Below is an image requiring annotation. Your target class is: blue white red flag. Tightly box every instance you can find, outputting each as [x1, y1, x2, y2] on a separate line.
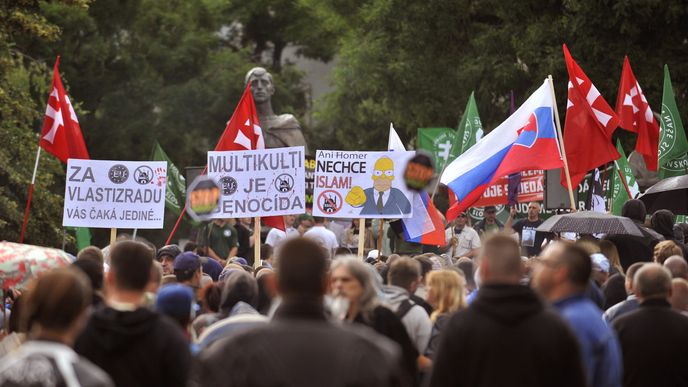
[441, 80, 563, 221]
[387, 125, 445, 245]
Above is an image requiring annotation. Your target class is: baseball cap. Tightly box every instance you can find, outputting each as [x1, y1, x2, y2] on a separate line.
[231, 257, 248, 266]
[157, 244, 182, 261]
[367, 249, 380, 260]
[590, 253, 610, 274]
[173, 252, 201, 272]
[156, 284, 194, 318]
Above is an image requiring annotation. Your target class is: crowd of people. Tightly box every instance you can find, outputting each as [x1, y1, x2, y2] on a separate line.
[1, 198, 688, 386]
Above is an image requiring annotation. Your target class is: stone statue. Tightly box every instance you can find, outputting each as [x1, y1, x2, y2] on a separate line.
[245, 67, 309, 154]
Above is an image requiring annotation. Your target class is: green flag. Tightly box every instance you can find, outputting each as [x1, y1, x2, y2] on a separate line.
[456, 91, 484, 154]
[67, 227, 91, 251]
[151, 141, 186, 215]
[659, 64, 688, 178]
[417, 128, 459, 173]
[610, 140, 639, 215]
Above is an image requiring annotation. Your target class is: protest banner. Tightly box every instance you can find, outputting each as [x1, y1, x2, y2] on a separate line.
[63, 159, 167, 229]
[313, 150, 415, 219]
[207, 146, 305, 218]
[474, 170, 545, 207]
[305, 155, 315, 210]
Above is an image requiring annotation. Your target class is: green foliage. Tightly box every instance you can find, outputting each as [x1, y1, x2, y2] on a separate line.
[317, 0, 688, 154]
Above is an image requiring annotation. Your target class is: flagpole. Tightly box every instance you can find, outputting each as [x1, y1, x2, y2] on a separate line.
[377, 219, 384, 253]
[357, 218, 365, 258]
[19, 146, 43, 243]
[547, 75, 577, 211]
[254, 217, 261, 268]
[110, 228, 117, 246]
[613, 160, 634, 199]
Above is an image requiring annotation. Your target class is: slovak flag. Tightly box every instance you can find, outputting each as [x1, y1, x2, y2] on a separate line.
[39, 57, 89, 163]
[215, 83, 284, 231]
[441, 80, 563, 221]
[387, 125, 445, 246]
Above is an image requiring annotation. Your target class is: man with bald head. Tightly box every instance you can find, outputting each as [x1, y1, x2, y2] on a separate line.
[429, 234, 585, 387]
[245, 67, 308, 153]
[604, 262, 645, 323]
[663, 255, 688, 279]
[613, 264, 688, 387]
[670, 278, 688, 315]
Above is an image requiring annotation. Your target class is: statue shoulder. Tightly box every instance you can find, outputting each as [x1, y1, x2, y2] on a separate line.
[275, 114, 301, 129]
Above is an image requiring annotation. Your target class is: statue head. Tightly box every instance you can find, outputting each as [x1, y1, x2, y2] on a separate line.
[245, 67, 275, 104]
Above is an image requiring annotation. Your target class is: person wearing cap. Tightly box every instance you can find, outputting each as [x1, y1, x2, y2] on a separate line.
[533, 242, 622, 387]
[174, 252, 203, 290]
[157, 245, 182, 276]
[472, 206, 504, 239]
[445, 213, 481, 261]
[156, 284, 195, 339]
[590, 253, 610, 287]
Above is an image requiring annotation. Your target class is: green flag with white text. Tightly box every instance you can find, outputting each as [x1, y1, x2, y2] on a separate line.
[151, 141, 186, 215]
[456, 91, 484, 155]
[417, 128, 459, 173]
[659, 65, 688, 178]
[610, 140, 639, 215]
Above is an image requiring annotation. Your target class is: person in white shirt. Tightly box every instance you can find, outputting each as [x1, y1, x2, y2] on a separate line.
[304, 216, 339, 256]
[265, 215, 299, 250]
[444, 213, 481, 260]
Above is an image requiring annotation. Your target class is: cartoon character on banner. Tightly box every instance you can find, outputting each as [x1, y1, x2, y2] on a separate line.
[345, 157, 411, 216]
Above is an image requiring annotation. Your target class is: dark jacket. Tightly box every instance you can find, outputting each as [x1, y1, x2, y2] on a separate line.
[353, 305, 419, 384]
[428, 284, 586, 387]
[191, 298, 405, 387]
[425, 313, 450, 359]
[605, 221, 662, 271]
[613, 298, 688, 387]
[74, 306, 191, 387]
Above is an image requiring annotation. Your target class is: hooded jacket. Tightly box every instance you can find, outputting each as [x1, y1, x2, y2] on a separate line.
[382, 285, 432, 353]
[428, 284, 586, 387]
[74, 306, 190, 387]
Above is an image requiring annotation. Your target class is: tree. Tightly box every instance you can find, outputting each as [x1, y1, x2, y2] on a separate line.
[316, 0, 688, 154]
[0, 0, 88, 246]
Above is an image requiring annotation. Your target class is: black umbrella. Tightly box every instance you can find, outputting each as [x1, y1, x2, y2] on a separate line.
[536, 211, 644, 237]
[639, 175, 688, 215]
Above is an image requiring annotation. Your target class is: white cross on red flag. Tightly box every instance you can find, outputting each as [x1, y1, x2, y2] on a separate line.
[39, 57, 89, 163]
[615, 56, 660, 171]
[215, 83, 284, 231]
[561, 44, 620, 188]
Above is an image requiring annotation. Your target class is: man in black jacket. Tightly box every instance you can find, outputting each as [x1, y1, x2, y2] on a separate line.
[605, 199, 663, 271]
[75, 241, 190, 387]
[428, 234, 585, 387]
[192, 237, 404, 387]
[613, 263, 688, 387]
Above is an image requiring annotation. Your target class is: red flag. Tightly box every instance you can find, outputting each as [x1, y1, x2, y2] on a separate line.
[561, 44, 620, 188]
[615, 56, 660, 171]
[39, 57, 89, 163]
[215, 84, 284, 231]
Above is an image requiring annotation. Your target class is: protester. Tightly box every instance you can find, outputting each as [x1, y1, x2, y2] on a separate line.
[342, 218, 374, 253]
[193, 238, 403, 387]
[664, 255, 688, 279]
[0, 269, 114, 387]
[381, 257, 432, 354]
[200, 218, 238, 265]
[77, 245, 105, 266]
[669, 278, 688, 314]
[155, 284, 195, 339]
[472, 206, 504, 239]
[74, 241, 190, 387]
[424, 270, 467, 359]
[260, 243, 275, 268]
[174, 252, 203, 291]
[265, 215, 298, 250]
[194, 270, 267, 349]
[295, 214, 314, 235]
[234, 218, 253, 262]
[428, 234, 585, 387]
[330, 257, 418, 382]
[304, 216, 339, 256]
[604, 262, 645, 323]
[197, 282, 222, 315]
[599, 239, 624, 275]
[156, 244, 182, 275]
[255, 268, 277, 315]
[613, 263, 688, 387]
[412, 255, 435, 315]
[533, 243, 623, 387]
[71, 258, 105, 307]
[506, 202, 552, 256]
[602, 273, 628, 310]
[445, 213, 481, 259]
[604, 199, 662, 271]
[653, 240, 683, 264]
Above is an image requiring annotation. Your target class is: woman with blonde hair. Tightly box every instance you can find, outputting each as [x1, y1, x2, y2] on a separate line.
[654, 240, 683, 264]
[424, 269, 467, 359]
